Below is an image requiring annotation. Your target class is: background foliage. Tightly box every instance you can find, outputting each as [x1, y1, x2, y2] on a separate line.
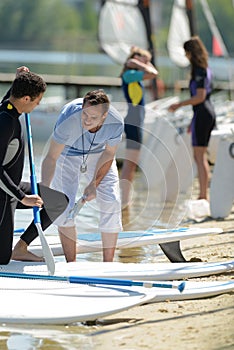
[0, 0, 233, 55]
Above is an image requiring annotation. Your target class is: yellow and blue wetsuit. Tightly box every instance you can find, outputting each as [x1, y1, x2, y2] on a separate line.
[122, 69, 145, 150]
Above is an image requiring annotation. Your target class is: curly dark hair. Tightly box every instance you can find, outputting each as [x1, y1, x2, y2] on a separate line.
[11, 71, 47, 100]
[83, 89, 110, 114]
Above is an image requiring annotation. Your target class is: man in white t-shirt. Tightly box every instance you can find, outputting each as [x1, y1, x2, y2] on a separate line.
[41, 89, 124, 262]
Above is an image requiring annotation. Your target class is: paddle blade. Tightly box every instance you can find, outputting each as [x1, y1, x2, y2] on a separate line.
[65, 196, 85, 223]
[36, 223, 55, 275]
[178, 282, 186, 293]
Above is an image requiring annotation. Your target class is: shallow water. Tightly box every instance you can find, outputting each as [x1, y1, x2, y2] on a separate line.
[1, 142, 193, 349]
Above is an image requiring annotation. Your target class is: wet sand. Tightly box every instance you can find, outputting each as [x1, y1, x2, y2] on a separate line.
[88, 181, 234, 350]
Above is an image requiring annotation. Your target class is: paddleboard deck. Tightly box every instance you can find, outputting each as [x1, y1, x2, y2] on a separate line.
[0, 285, 154, 325]
[0, 276, 233, 303]
[13, 227, 223, 256]
[2, 259, 233, 281]
[146, 280, 234, 302]
[210, 137, 234, 218]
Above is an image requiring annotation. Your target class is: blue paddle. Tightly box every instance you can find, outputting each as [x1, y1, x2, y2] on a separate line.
[25, 113, 55, 275]
[14, 228, 25, 234]
[0, 271, 185, 293]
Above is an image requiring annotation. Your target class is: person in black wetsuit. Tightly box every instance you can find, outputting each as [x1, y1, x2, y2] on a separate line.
[168, 36, 216, 201]
[0, 67, 68, 264]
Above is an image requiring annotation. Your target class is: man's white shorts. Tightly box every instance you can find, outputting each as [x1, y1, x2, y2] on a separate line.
[51, 152, 122, 232]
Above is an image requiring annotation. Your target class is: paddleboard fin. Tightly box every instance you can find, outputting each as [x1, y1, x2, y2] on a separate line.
[159, 241, 187, 262]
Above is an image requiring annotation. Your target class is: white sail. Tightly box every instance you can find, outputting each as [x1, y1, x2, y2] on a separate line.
[167, 0, 190, 67]
[98, 0, 148, 64]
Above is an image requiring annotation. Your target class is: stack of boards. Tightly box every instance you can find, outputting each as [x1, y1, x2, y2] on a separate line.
[2, 226, 233, 324]
[0, 258, 233, 325]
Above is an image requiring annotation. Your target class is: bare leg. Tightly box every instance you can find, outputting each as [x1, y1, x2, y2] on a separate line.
[11, 239, 44, 262]
[120, 149, 140, 208]
[193, 146, 210, 200]
[59, 226, 77, 262]
[101, 232, 118, 262]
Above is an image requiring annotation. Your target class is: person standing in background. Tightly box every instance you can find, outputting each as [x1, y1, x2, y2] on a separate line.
[168, 36, 216, 201]
[120, 46, 158, 208]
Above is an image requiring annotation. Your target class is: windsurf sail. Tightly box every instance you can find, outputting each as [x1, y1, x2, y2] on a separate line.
[98, 0, 158, 98]
[167, 0, 190, 67]
[98, 0, 148, 64]
[167, 0, 229, 65]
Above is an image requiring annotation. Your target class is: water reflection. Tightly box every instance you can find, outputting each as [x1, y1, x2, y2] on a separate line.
[1, 325, 95, 350]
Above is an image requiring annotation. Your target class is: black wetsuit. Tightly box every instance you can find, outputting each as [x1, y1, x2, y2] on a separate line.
[190, 67, 216, 146]
[0, 100, 68, 264]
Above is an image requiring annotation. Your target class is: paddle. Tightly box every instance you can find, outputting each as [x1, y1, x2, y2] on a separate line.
[25, 113, 55, 275]
[65, 196, 85, 224]
[0, 271, 186, 293]
[14, 228, 25, 234]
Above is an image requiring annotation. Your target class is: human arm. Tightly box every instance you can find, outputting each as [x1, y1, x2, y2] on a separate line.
[126, 58, 158, 80]
[0, 115, 43, 207]
[169, 67, 209, 112]
[41, 138, 65, 186]
[168, 88, 207, 112]
[83, 144, 118, 201]
[16, 66, 30, 76]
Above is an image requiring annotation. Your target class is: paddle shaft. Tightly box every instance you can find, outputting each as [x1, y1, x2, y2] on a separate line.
[25, 113, 55, 275]
[14, 228, 25, 234]
[0, 271, 185, 293]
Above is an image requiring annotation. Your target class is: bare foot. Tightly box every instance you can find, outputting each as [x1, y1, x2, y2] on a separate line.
[11, 239, 44, 262]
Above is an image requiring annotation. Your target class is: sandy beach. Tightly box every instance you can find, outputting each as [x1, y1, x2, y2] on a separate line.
[87, 179, 234, 350]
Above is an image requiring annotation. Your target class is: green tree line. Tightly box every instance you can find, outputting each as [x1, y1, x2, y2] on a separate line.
[0, 0, 98, 51]
[0, 0, 233, 55]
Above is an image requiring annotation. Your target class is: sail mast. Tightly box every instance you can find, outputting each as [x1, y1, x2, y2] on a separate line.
[185, 0, 197, 35]
[199, 0, 229, 57]
[138, 0, 158, 99]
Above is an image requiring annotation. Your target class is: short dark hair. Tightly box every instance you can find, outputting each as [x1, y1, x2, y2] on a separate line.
[83, 89, 110, 114]
[11, 71, 47, 100]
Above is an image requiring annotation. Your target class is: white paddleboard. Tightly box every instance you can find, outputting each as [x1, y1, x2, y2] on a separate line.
[13, 227, 223, 257]
[210, 136, 234, 218]
[163, 131, 195, 202]
[2, 259, 233, 281]
[0, 277, 233, 303]
[0, 284, 154, 325]
[147, 280, 234, 302]
[139, 116, 180, 190]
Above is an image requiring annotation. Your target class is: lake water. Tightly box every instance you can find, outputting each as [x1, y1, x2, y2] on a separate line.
[1, 50, 233, 91]
[0, 140, 194, 349]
